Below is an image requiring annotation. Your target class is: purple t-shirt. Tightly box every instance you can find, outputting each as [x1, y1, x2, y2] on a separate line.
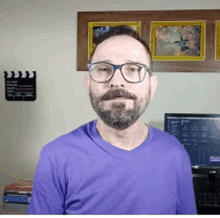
[27, 119, 197, 214]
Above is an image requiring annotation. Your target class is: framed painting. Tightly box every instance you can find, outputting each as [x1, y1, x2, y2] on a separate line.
[88, 21, 141, 60]
[150, 21, 206, 61]
[216, 21, 220, 61]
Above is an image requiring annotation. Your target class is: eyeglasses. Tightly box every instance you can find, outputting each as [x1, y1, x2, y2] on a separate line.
[87, 62, 151, 83]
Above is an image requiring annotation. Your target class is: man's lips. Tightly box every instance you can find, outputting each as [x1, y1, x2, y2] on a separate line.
[105, 97, 128, 100]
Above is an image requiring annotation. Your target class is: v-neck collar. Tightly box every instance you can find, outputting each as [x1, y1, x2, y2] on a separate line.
[87, 119, 153, 159]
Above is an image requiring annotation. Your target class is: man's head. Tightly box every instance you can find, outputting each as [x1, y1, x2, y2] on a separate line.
[85, 25, 158, 130]
[89, 25, 153, 73]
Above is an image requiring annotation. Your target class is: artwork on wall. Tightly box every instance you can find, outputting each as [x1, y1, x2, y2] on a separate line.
[88, 21, 141, 60]
[78, 10, 220, 72]
[216, 21, 220, 61]
[150, 21, 206, 61]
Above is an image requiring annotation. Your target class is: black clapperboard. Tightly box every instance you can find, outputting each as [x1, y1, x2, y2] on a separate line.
[4, 71, 36, 101]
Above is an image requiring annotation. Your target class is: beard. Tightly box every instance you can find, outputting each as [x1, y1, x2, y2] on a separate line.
[89, 86, 151, 130]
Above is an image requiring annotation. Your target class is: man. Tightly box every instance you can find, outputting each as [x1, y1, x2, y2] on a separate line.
[27, 25, 197, 214]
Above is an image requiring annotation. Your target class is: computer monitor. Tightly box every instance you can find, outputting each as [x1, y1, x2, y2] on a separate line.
[164, 113, 220, 175]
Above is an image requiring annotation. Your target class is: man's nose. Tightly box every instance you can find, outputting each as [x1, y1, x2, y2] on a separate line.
[109, 68, 126, 85]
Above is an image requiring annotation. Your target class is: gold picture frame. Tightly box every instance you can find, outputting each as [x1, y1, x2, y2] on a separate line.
[216, 21, 220, 61]
[150, 21, 206, 61]
[88, 21, 141, 60]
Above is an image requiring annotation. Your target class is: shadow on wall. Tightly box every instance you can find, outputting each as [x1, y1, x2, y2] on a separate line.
[148, 120, 164, 131]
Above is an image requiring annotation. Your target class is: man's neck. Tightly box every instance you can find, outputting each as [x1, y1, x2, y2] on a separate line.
[96, 119, 149, 151]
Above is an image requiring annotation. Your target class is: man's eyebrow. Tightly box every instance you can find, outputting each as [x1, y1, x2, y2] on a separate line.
[125, 60, 144, 64]
[95, 60, 145, 64]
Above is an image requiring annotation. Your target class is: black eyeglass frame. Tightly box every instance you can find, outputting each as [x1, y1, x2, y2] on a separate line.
[87, 62, 151, 83]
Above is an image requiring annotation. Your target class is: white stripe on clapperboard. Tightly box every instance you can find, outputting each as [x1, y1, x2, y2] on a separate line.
[6, 71, 13, 78]
[5, 71, 35, 78]
[21, 71, 35, 78]
[21, 71, 26, 78]
[14, 71, 19, 78]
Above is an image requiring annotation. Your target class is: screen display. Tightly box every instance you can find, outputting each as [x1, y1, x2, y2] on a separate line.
[164, 114, 220, 168]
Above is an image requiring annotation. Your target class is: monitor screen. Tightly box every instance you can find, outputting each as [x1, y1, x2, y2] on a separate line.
[164, 114, 220, 169]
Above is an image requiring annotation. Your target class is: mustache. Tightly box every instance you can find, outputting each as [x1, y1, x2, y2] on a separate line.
[101, 89, 137, 101]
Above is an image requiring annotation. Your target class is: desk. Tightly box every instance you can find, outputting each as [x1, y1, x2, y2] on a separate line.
[0, 191, 28, 214]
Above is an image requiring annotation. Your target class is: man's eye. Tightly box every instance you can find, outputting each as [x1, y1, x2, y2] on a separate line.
[130, 68, 137, 71]
[126, 67, 138, 72]
[98, 67, 111, 72]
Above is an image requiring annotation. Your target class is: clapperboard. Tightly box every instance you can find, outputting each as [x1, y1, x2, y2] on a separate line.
[4, 71, 36, 101]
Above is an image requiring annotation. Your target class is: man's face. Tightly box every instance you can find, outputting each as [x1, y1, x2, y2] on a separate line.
[85, 35, 157, 130]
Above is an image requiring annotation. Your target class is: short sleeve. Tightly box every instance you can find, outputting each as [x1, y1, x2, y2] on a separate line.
[27, 146, 65, 214]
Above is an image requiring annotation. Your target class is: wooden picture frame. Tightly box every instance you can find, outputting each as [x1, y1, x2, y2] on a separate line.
[216, 21, 220, 61]
[78, 10, 220, 72]
[151, 21, 206, 61]
[88, 21, 141, 60]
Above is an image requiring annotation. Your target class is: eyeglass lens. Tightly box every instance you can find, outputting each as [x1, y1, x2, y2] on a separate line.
[89, 63, 146, 82]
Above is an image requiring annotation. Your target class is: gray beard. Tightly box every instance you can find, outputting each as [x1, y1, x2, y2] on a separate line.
[89, 88, 151, 130]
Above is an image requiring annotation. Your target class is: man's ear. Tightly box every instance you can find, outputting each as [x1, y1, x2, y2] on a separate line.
[150, 75, 158, 101]
[84, 74, 90, 96]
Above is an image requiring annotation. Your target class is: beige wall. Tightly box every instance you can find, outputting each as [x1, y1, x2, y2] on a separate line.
[0, 0, 220, 192]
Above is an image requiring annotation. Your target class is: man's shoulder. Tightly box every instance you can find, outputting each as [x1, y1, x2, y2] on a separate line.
[150, 126, 178, 142]
[149, 126, 188, 155]
[42, 119, 96, 153]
